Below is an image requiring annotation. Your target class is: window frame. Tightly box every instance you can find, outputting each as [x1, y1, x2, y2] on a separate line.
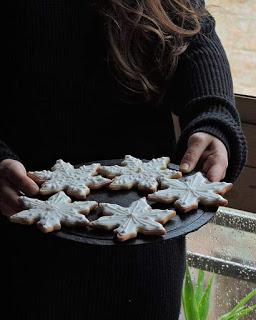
[174, 94, 256, 281]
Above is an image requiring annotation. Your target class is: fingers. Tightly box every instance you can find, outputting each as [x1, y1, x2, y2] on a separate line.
[180, 133, 210, 173]
[0, 201, 19, 217]
[203, 161, 226, 182]
[207, 165, 226, 182]
[198, 137, 228, 181]
[201, 137, 228, 182]
[179, 133, 229, 182]
[0, 159, 39, 196]
[202, 152, 228, 182]
[0, 178, 22, 216]
[0, 179, 20, 208]
[0, 159, 39, 217]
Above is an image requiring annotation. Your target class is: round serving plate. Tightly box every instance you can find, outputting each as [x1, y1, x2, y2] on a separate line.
[55, 159, 217, 246]
[1, 159, 217, 246]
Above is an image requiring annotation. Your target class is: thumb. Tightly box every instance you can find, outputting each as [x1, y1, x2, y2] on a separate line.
[2, 160, 39, 196]
[179, 133, 209, 173]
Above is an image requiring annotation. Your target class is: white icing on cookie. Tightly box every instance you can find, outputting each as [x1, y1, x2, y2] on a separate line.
[9, 191, 98, 233]
[99, 155, 182, 192]
[148, 172, 233, 212]
[90, 197, 176, 241]
[29, 159, 111, 199]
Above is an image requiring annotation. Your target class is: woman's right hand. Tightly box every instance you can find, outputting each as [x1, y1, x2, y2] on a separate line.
[0, 159, 39, 216]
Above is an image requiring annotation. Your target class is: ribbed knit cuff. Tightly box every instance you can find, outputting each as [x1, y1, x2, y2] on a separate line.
[174, 111, 247, 182]
[0, 141, 20, 164]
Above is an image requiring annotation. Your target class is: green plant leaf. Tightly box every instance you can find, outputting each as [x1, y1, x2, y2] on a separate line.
[219, 306, 249, 320]
[222, 305, 256, 320]
[182, 264, 200, 320]
[198, 273, 214, 320]
[234, 304, 256, 318]
[219, 288, 256, 320]
[195, 269, 205, 304]
[224, 288, 256, 317]
[182, 287, 189, 320]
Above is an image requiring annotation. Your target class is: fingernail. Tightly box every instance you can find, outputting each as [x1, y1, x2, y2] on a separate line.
[31, 183, 39, 193]
[180, 163, 190, 172]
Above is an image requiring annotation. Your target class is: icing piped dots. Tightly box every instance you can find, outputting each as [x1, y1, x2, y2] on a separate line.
[99, 155, 182, 192]
[29, 159, 111, 199]
[148, 172, 233, 212]
[9, 191, 98, 233]
[90, 197, 176, 241]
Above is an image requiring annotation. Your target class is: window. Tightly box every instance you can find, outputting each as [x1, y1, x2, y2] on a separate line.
[178, 3, 256, 318]
[207, 0, 256, 97]
[185, 207, 256, 319]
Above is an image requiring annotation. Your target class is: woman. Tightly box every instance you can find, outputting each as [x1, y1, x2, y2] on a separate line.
[1, 1, 247, 319]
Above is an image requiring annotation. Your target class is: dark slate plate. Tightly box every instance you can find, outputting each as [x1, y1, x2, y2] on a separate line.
[1, 159, 217, 246]
[54, 159, 217, 246]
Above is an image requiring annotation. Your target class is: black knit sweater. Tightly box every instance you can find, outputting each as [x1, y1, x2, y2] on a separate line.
[2, 1, 247, 182]
[1, 2, 248, 319]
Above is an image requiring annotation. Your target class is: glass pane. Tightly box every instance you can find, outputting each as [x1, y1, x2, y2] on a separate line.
[206, 0, 256, 97]
[181, 268, 256, 319]
[185, 208, 256, 319]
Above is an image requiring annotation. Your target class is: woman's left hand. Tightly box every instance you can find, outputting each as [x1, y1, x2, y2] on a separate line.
[179, 132, 228, 182]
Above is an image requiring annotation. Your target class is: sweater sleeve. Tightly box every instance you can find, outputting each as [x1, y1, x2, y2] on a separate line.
[0, 140, 20, 163]
[166, 5, 247, 182]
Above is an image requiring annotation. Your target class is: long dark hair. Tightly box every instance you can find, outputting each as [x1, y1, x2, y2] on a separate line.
[98, 0, 206, 103]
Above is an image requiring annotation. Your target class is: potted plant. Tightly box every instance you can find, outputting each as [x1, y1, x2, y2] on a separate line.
[182, 263, 256, 320]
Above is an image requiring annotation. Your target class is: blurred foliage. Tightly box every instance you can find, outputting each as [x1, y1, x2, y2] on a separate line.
[182, 264, 256, 320]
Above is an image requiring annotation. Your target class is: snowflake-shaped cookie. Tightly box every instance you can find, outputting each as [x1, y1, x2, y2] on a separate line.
[9, 191, 98, 233]
[90, 197, 176, 241]
[148, 172, 233, 212]
[29, 159, 111, 199]
[99, 155, 182, 192]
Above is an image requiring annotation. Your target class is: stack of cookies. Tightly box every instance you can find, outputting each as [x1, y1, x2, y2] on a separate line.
[8, 155, 232, 242]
